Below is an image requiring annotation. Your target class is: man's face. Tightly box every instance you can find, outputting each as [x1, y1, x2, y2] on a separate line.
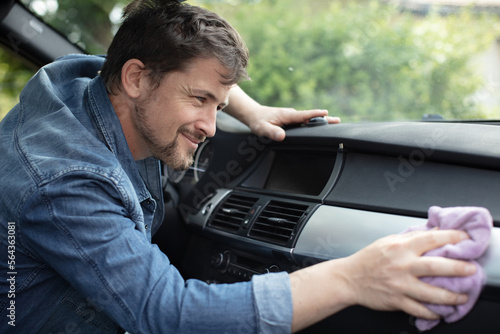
[132, 57, 231, 170]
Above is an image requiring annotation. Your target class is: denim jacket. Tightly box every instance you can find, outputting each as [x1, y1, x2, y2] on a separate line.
[0, 55, 292, 333]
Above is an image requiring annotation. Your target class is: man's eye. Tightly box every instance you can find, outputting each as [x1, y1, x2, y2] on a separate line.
[196, 97, 206, 103]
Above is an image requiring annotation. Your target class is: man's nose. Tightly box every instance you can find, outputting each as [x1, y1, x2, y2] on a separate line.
[196, 108, 217, 138]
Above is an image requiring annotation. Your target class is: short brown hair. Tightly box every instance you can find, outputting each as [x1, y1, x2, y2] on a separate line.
[100, 0, 249, 95]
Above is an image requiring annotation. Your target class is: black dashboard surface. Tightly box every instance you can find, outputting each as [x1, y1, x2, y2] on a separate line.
[156, 114, 500, 334]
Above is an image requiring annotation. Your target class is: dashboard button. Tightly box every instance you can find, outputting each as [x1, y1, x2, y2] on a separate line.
[201, 203, 212, 216]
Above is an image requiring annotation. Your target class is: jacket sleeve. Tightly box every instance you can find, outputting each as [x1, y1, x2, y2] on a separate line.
[20, 169, 293, 333]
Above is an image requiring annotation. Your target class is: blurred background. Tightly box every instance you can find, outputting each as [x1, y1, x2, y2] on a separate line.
[1, 0, 500, 122]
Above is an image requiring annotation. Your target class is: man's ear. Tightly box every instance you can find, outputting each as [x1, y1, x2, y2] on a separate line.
[121, 59, 147, 99]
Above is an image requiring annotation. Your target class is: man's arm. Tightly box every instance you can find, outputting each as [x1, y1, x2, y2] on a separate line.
[21, 171, 288, 333]
[224, 85, 341, 141]
[288, 229, 474, 332]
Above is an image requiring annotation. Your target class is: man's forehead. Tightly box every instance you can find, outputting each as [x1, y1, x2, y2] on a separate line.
[171, 57, 234, 100]
[185, 57, 234, 80]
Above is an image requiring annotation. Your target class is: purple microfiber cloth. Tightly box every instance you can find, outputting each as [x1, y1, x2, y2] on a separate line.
[404, 206, 493, 331]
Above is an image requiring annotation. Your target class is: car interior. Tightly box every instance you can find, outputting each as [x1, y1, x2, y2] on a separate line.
[1, 0, 500, 333]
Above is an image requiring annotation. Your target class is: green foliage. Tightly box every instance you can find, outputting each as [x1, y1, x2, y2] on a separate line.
[0, 50, 35, 120]
[200, 0, 500, 121]
[1, 0, 499, 122]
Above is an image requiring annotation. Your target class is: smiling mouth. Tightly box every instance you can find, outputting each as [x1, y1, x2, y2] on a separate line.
[180, 131, 205, 149]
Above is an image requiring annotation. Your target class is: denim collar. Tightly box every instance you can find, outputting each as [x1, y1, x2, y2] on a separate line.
[85, 75, 152, 203]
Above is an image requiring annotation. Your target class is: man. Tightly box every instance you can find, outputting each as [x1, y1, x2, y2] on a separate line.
[0, 1, 475, 333]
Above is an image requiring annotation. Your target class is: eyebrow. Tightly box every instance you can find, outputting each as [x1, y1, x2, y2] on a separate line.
[192, 88, 229, 109]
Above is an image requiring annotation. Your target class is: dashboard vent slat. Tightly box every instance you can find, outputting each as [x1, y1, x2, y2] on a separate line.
[209, 194, 258, 233]
[249, 201, 308, 245]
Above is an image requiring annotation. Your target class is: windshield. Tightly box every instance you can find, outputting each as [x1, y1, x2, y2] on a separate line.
[4, 0, 500, 122]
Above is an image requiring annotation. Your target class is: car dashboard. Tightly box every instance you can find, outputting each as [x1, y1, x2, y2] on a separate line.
[156, 113, 500, 334]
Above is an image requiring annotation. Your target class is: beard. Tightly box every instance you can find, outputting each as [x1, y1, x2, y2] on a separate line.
[149, 129, 194, 170]
[133, 101, 205, 171]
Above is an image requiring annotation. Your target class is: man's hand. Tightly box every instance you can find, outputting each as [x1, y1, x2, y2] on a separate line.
[224, 86, 340, 140]
[289, 229, 476, 332]
[244, 105, 341, 141]
[342, 230, 475, 319]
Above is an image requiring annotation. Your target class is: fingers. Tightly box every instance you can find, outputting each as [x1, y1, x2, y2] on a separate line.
[249, 107, 341, 141]
[397, 297, 441, 320]
[251, 108, 328, 141]
[394, 232, 474, 318]
[345, 231, 475, 316]
[273, 126, 286, 141]
[405, 229, 470, 255]
[273, 109, 339, 141]
[283, 109, 341, 126]
[405, 275, 469, 304]
[385, 284, 467, 320]
[246, 115, 283, 141]
[410, 256, 477, 278]
[324, 116, 341, 124]
[284, 108, 328, 123]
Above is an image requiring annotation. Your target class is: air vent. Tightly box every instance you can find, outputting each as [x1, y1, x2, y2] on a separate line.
[249, 201, 308, 245]
[209, 194, 259, 233]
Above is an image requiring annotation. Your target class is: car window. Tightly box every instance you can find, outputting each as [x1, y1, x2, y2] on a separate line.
[2, 0, 500, 122]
